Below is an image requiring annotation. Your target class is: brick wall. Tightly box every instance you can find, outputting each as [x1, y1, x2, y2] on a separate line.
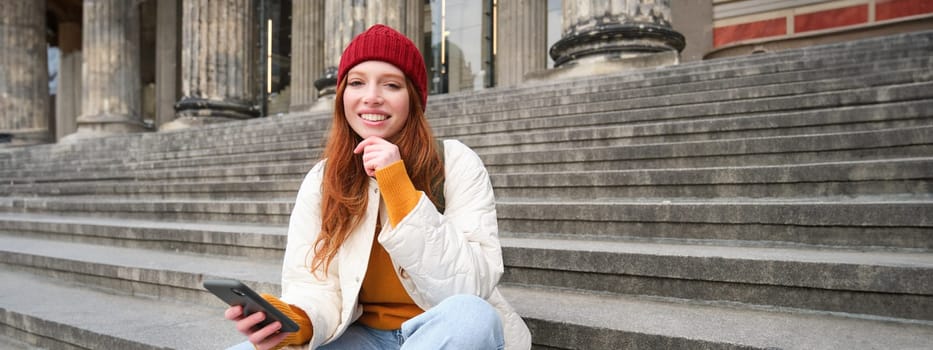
[713, 0, 933, 48]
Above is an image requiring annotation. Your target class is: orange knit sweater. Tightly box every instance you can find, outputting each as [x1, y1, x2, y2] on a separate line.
[263, 160, 422, 347]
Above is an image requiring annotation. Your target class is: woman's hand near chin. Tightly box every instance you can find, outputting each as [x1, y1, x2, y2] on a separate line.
[354, 136, 402, 177]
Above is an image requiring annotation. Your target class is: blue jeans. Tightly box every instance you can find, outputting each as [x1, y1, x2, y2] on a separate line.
[228, 294, 504, 350]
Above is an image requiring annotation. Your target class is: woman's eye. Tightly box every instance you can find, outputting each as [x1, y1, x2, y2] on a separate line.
[386, 83, 401, 89]
[348, 81, 364, 87]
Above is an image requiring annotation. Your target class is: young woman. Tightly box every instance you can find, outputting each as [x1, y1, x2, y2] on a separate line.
[224, 24, 532, 350]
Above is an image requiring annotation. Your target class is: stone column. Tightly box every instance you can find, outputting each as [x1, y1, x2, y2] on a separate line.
[68, 0, 145, 140]
[55, 21, 82, 141]
[311, 0, 411, 111]
[400, 0, 424, 52]
[289, 0, 325, 112]
[497, 0, 548, 87]
[155, 0, 181, 129]
[0, 1, 50, 145]
[544, 0, 685, 79]
[165, 0, 255, 130]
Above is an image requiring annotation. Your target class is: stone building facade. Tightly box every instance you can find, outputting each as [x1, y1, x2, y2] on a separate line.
[1, 0, 931, 146]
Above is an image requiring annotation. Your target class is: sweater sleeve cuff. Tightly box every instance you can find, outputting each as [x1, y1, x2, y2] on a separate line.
[375, 160, 421, 227]
[261, 294, 313, 348]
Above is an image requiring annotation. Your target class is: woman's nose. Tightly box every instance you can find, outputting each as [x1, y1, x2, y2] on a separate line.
[362, 87, 383, 105]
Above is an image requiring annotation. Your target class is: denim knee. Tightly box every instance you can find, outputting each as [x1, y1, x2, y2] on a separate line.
[401, 294, 504, 349]
[438, 294, 500, 328]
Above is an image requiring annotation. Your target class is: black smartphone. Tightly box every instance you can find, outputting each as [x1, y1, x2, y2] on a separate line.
[203, 279, 300, 333]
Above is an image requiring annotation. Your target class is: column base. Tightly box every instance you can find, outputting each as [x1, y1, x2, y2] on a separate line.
[159, 115, 243, 131]
[0, 130, 52, 147]
[174, 97, 257, 121]
[526, 50, 680, 82]
[309, 95, 336, 112]
[62, 114, 149, 142]
[550, 23, 685, 67]
[59, 127, 146, 143]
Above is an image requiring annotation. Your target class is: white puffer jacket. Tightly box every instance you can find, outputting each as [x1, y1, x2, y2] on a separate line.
[279, 139, 532, 350]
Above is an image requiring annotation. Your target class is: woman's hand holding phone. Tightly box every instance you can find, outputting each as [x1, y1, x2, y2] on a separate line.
[204, 279, 303, 349]
[224, 304, 289, 350]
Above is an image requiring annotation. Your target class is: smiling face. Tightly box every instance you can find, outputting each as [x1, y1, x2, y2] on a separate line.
[342, 61, 411, 140]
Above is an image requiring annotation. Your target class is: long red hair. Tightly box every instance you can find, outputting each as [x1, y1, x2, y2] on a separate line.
[310, 77, 443, 274]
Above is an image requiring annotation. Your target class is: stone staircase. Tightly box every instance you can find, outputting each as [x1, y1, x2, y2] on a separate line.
[1, 31, 932, 349]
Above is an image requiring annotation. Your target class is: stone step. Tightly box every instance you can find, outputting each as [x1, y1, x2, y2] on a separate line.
[428, 30, 933, 110]
[463, 100, 933, 154]
[497, 198, 933, 250]
[446, 79, 933, 153]
[491, 157, 933, 200]
[1, 235, 930, 349]
[12, 157, 933, 200]
[435, 65, 933, 137]
[11, 210, 928, 323]
[133, 130, 325, 165]
[499, 284, 933, 350]
[2, 179, 303, 199]
[0, 160, 312, 188]
[482, 125, 933, 172]
[0, 197, 294, 225]
[2, 196, 930, 249]
[0, 135, 322, 180]
[0, 334, 33, 350]
[20, 35, 924, 161]
[500, 237, 933, 322]
[54, 52, 912, 166]
[5, 94, 931, 183]
[8, 53, 932, 171]
[0, 243, 931, 349]
[4, 118, 930, 192]
[0, 213, 286, 259]
[8, 54, 931, 171]
[3, 216, 930, 323]
[0, 235, 282, 297]
[4, 124, 931, 195]
[430, 55, 933, 120]
[469, 104, 927, 154]
[5, 157, 926, 201]
[0, 269, 248, 350]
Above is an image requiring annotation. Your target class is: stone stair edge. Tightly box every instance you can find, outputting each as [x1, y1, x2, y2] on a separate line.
[3, 127, 930, 188]
[7, 40, 932, 163]
[427, 44, 933, 109]
[427, 30, 933, 105]
[0, 269, 246, 350]
[7, 60, 932, 170]
[1, 264, 925, 350]
[7, 83, 929, 178]
[4, 157, 928, 199]
[428, 55, 933, 117]
[3, 117, 921, 183]
[3, 30, 930, 159]
[426, 66, 933, 131]
[499, 284, 933, 350]
[13, 60, 927, 170]
[5, 50, 916, 169]
[479, 123, 933, 160]
[433, 80, 933, 132]
[2, 195, 930, 230]
[0, 234, 928, 327]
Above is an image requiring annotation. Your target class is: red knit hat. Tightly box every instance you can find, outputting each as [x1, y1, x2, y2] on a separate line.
[338, 24, 428, 110]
